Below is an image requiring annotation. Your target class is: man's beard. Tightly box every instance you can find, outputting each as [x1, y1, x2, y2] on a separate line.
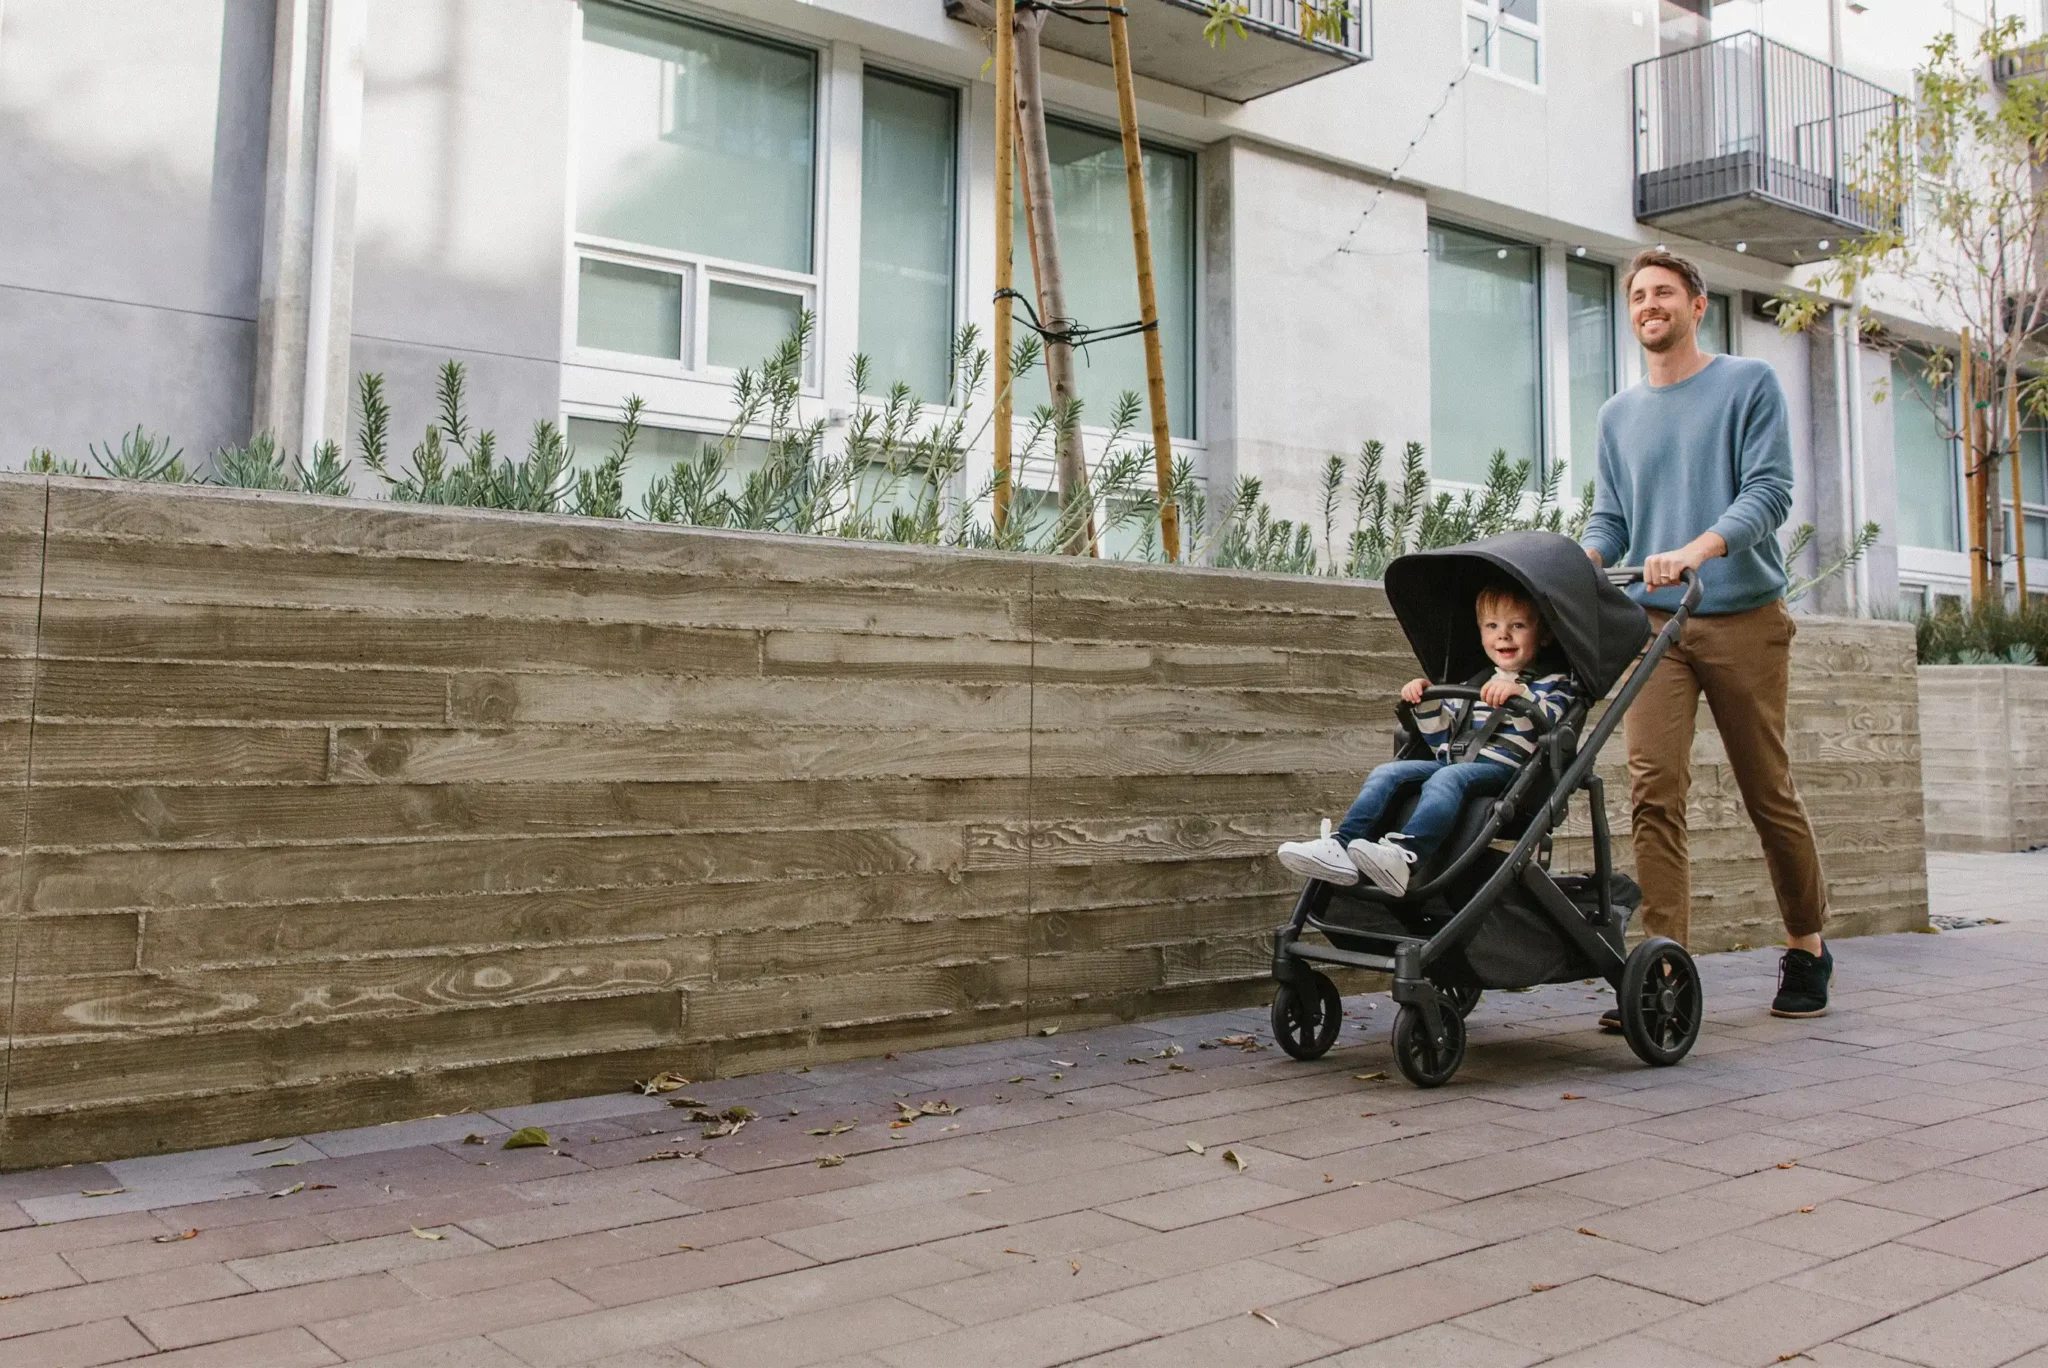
[1635, 311, 1688, 354]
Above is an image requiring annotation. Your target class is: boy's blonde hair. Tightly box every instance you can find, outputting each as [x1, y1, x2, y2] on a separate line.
[1475, 578, 1551, 642]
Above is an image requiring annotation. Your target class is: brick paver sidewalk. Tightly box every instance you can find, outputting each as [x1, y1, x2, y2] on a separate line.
[2, 854, 2046, 1368]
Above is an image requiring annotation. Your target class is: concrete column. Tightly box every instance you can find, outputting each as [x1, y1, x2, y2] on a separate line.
[1196, 140, 1239, 545]
[1540, 245, 1572, 495]
[252, 0, 364, 456]
[819, 40, 864, 410]
[1803, 318, 1896, 613]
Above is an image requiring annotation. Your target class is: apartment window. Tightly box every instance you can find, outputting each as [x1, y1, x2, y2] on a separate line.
[1011, 118, 1196, 438]
[1700, 292, 1732, 355]
[1566, 259, 1616, 474]
[2008, 427, 2048, 562]
[1466, 0, 1540, 85]
[1891, 355, 1960, 552]
[574, 4, 817, 373]
[1429, 223, 1543, 484]
[860, 73, 958, 402]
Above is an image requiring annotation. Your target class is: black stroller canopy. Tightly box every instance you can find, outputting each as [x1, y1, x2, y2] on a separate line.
[1384, 531, 1651, 697]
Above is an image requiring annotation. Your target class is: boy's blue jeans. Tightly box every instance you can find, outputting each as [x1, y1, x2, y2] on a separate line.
[1333, 759, 1515, 859]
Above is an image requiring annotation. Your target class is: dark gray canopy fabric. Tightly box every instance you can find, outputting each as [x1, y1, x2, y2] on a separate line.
[1383, 531, 1651, 697]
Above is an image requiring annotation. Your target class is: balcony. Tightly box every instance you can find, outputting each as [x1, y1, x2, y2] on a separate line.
[1632, 34, 1902, 266]
[943, 0, 1370, 103]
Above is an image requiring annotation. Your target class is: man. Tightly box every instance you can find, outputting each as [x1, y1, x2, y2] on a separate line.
[1582, 249, 1832, 1020]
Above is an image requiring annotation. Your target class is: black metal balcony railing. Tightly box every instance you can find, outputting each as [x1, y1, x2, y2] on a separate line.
[1225, 0, 1370, 58]
[943, 0, 1369, 103]
[1632, 33, 1903, 264]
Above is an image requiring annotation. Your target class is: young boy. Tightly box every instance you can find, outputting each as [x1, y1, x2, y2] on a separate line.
[1278, 579, 1577, 896]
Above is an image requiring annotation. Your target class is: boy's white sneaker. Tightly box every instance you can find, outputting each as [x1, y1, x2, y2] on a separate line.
[1277, 836, 1359, 886]
[1348, 839, 1417, 896]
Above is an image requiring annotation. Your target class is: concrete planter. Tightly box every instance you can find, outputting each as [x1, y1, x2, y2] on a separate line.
[1920, 665, 2048, 852]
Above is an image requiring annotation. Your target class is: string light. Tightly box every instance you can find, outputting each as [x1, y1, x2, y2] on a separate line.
[1337, 18, 1499, 256]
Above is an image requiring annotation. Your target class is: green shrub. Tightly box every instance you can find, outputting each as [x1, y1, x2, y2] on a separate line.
[211, 431, 351, 495]
[357, 363, 572, 513]
[1915, 596, 2048, 665]
[90, 427, 189, 483]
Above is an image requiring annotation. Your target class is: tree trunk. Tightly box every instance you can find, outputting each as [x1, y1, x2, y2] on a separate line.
[1012, 9, 1094, 556]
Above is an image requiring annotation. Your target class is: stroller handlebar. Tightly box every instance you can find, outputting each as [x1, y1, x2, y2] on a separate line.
[1603, 564, 1705, 614]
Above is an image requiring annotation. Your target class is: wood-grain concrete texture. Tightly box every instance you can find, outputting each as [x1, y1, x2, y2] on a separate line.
[0, 477, 1927, 1170]
[1919, 665, 2048, 853]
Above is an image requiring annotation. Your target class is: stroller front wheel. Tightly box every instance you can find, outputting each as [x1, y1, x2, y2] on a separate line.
[1392, 1001, 1466, 1088]
[1272, 973, 1343, 1061]
[1619, 937, 1703, 1066]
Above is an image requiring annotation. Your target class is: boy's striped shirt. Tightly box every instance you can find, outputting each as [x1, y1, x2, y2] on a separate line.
[1413, 671, 1577, 767]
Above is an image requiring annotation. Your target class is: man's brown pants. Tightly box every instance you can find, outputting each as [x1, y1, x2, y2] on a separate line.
[1623, 598, 1828, 946]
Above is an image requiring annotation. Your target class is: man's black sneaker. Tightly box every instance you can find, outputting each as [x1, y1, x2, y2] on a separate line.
[1598, 1008, 1623, 1033]
[1771, 944, 1832, 1018]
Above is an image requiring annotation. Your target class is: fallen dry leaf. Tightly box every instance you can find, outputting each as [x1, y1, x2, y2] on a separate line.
[269, 1183, 305, 1199]
[1776, 1161, 1798, 1170]
[1186, 1141, 1207, 1155]
[1154, 1044, 1184, 1059]
[1251, 1309, 1279, 1328]
[410, 1227, 444, 1241]
[1050, 1060, 1076, 1069]
[1323, 1174, 1334, 1184]
[1038, 1025, 1060, 1036]
[461, 1134, 489, 1145]
[665, 1096, 709, 1110]
[1221, 1149, 1248, 1173]
[1798, 1205, 1816, 1214]
[1353, 1072, 1388, 1082]
[1561, 1093, 1585, 1101]
[817, 1155, 845, 1168]
[676, 1244, 696, 1251]
[1530, 1282, 1558, 1291]
[152, 1229, 199, 1244]
[1575, 1227, 1605, 1239]
[79, 1188, 125, 1198]
[806, 1122, 857, 1137]
[1006, 1076, 1035, 1084]
[966, 1188, 991, 1195]
[1003, 1248, 1032, 1256]
[1168, 1062, 1191, 1072]
[638, 1150, 693, 1163]
[501, 1127, 550, 1150]
[251, 1141, 295, 1155]
[1070, 1259, 1081, 1276]
[700, 1118, 746, 1139]
[634, 1071, 691, 1096]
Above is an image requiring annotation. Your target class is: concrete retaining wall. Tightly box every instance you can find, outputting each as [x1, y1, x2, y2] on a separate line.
[1920, 665, 2048, 853]
[0, 477, 1928, 1169]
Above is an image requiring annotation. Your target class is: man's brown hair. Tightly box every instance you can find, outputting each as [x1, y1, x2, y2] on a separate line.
[1624, 248, 1705, 300]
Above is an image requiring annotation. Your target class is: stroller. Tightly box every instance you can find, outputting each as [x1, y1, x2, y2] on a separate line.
[1269, 530, 1707, 1087]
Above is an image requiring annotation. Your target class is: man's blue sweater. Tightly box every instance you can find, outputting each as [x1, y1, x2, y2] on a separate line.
[1581, 353, 1793, 616]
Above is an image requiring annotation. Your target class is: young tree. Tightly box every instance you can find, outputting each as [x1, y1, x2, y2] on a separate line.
[1777, 18, 2048, 602]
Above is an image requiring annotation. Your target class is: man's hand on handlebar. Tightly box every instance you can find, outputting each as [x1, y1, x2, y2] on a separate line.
[1400, 678, 1428, 705]
[1643, 531, 1727, 589]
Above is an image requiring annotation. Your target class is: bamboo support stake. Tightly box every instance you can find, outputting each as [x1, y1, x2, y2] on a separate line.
[1963, 336, 1985, 603]
[2014, 381, 2030, 601]
[1013, 10, 1094, 556]
[992, 0, 1015, 535]
[1107, 5, 1180, 563]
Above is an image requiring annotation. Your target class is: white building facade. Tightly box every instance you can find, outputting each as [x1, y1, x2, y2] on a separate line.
[0, 0, 2036, 610]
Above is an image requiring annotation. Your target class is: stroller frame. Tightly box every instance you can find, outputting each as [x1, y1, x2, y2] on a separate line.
[1271, 565, 1706, 1084]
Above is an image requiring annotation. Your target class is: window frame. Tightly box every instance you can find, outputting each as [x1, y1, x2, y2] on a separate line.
[1007, 109, 1203, 450]
[1426, 216, 1550, 489]
[856, 64, 967, 405]
[1464, 0, 1542, 89]
[567, 2, 826, 389]
[2006, 424, 2048, 569]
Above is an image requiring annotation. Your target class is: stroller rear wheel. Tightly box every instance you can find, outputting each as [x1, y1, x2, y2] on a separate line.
[1392, 1001, 1466, 1088]
[1272, 973, 1343, 1061]
[1619, 937, 1702, 1066]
